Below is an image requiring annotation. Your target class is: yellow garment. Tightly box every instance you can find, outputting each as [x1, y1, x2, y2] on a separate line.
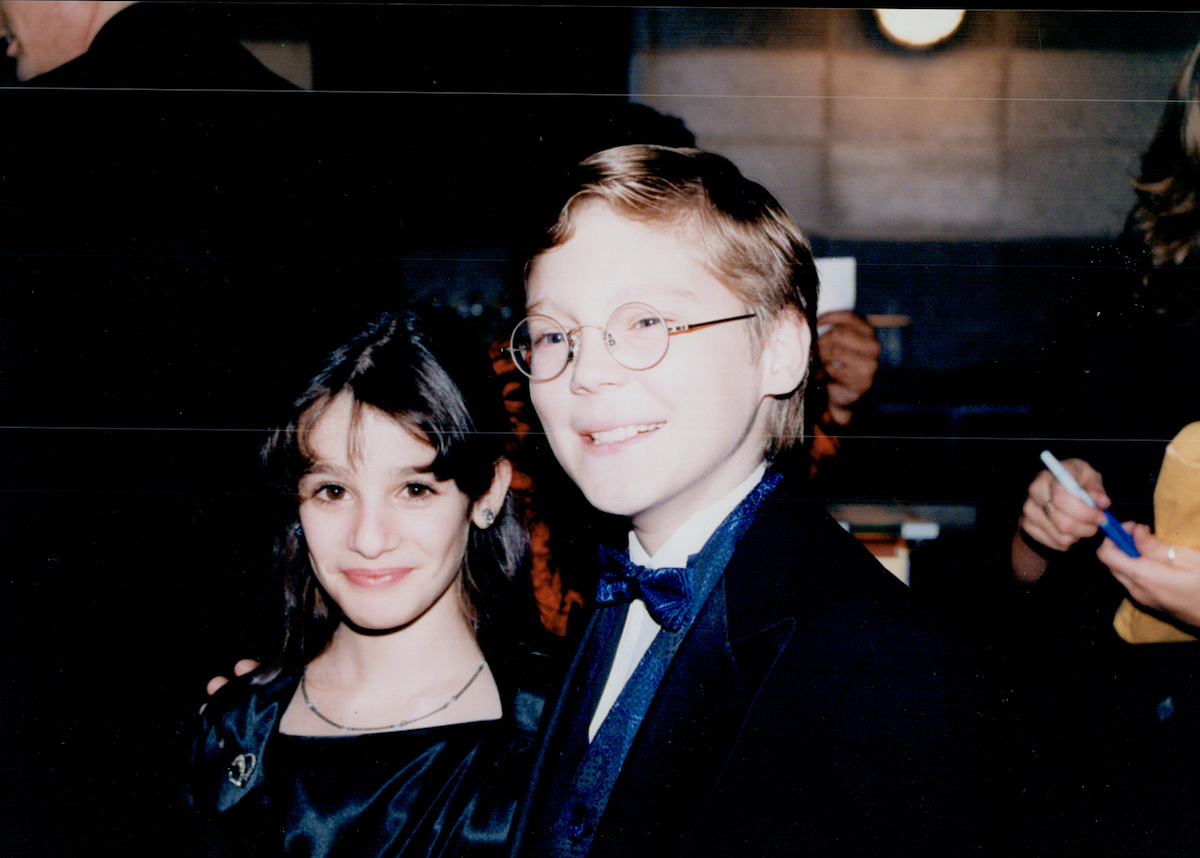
[1113, 422, 1200, 643]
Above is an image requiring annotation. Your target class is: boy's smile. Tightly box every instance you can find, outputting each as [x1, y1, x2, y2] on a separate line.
[525, 202, 798, 553]
[585, 421, 664, 446]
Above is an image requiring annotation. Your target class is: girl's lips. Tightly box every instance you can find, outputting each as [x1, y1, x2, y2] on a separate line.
[342, 567, 413, 588]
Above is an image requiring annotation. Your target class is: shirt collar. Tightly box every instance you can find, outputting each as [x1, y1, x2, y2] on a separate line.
[628, 464, 767, 570]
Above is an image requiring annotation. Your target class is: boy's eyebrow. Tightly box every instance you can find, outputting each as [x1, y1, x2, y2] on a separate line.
[525, 294, 577, 316]
[646, 285, 701, 304]
[526, 285, 702, 317]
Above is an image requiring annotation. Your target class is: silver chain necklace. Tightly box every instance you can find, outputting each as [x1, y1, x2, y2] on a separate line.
[301, 659, 488, 733]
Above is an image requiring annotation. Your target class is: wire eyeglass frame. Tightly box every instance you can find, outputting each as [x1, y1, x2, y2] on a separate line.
[507, 301, 756, 381]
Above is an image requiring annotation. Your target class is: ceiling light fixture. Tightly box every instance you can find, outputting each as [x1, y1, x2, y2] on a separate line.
[874, 9, 966, 50]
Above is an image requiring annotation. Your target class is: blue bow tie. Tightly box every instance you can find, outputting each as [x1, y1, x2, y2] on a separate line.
[595, 544, 693, 632]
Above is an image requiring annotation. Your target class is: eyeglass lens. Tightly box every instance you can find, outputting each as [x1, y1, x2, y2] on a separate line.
[510, 302, 669, 380]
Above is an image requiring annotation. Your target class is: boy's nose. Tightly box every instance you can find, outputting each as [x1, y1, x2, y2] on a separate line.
[348, 502, 398, 558]
[568, 326, 628, 392]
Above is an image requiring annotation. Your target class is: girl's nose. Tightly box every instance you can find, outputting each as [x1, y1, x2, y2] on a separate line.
[348, 501, 396, 558]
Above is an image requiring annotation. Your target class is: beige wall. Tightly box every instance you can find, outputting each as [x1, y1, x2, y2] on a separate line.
[243, 40, 312, 90]
[630, 10, 1191, 241]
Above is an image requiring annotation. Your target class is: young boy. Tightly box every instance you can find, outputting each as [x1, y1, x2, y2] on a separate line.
[505, 145, 987, 858]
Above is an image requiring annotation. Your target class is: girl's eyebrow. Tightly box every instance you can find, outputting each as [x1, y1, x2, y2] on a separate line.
[391, 464, 438, 479]
[300, 462, 439, 480]
[301, 461, 348, 479]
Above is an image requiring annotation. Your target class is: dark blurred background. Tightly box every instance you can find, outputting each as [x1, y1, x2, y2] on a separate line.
[2, 6, 1199, 855]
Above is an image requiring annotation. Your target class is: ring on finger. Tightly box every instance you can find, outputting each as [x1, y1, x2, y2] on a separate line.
[1043, 500, 1054, 518]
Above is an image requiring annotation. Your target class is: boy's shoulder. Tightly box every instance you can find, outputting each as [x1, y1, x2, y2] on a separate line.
[729, 469, 901, 592]
[726, 471, 971, 668]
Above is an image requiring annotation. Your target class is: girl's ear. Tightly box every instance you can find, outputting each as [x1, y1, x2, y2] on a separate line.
[472, 458, 514, 528]
[759, 308, 811, 398]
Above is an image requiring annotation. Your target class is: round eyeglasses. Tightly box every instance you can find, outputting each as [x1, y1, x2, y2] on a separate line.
[507, 302, 756, 381]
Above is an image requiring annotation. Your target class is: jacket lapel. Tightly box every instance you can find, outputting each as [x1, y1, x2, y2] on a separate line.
[589, 524, 797, 857]
[508, 603, 628, 858]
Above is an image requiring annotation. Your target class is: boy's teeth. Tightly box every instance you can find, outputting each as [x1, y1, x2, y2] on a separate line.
[590, 423, 661, 445]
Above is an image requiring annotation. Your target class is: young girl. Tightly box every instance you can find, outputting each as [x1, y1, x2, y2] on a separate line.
[185, 310, 544, 857]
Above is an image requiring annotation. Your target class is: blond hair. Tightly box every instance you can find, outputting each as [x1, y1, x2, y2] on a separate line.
[1131, 41, 1200, 267]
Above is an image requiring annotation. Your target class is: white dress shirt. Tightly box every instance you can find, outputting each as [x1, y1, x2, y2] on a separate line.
[588, 464, 767, 741]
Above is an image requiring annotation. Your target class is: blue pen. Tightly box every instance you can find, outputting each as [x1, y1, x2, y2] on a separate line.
[1040, 450, 1140, 557]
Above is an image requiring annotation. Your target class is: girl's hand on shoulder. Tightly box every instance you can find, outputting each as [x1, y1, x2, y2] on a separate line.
[200, 659, 261, 713]
[1100, 524, 1200, 628]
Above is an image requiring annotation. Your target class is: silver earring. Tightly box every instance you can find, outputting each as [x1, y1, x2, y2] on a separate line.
[481, 509, 495, 527]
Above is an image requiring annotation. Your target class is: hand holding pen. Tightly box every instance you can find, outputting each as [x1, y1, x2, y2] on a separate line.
[1016, 454, 1115, 578]
[1039, 451, 1140, 557]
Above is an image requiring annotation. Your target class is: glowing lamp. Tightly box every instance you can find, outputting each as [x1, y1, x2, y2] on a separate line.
[874, 9, 966, 49]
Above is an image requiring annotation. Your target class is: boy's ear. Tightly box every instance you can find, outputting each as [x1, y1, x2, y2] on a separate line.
[759, 309, 811, 398]
[472, 458, 514, 529]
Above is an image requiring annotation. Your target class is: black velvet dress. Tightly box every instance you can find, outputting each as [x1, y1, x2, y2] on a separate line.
[184, 657, 546, 858]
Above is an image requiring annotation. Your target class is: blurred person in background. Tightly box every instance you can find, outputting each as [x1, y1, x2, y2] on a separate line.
[0, 0, 294, 87]
[1005, 39, 1200, 858]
